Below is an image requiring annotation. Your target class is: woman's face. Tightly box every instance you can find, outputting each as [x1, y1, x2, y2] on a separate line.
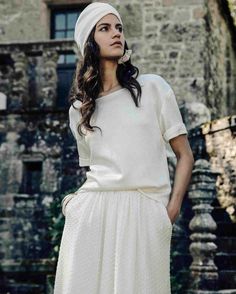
[94, 13, 125, 61]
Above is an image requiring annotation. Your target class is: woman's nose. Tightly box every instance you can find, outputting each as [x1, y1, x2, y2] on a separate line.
[111, 28, 121, 37]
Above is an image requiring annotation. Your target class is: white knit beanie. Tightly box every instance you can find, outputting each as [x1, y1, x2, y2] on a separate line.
[74, 2, 123, 57]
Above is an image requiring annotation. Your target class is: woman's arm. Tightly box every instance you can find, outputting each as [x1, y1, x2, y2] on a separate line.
[166, 134, 195, 224]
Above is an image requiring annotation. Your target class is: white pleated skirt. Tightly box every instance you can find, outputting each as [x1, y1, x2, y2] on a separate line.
[53, 189, 173, 294]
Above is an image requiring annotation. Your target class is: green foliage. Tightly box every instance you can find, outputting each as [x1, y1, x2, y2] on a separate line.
[170, 249, 191, 294]
[47, 189, 76, 261]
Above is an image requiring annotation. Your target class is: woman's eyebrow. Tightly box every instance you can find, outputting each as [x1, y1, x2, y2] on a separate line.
[97, 23, 122, 27]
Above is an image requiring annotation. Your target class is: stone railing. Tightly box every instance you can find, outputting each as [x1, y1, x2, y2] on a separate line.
[188, 159, 220, 293]
[186, 115, 236, 293]
[0, 39, 77, 112]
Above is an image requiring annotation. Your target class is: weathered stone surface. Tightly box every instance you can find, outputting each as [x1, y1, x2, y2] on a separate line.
[118, 4, 142, 38]
[0, 0, 234, 119]
[0, 0, 235, 293]
[184, 102, 211, 129]
[204, 0, 236, 119]
[201, 115, 236, 223]
[0, 0, 46, 42]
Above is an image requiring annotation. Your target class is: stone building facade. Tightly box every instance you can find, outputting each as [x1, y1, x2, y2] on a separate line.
[1, 0, 235, 117]
[0, 0, 235, 293]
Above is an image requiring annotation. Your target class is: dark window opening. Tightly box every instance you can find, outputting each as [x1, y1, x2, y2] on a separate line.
[19, 161, 42, 195]
[50, 5, 88, 108]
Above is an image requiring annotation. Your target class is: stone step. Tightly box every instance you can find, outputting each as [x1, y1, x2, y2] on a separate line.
[219, 270, 236, 290]
[172, 252, 236, 271]
[215, 252, 236, 270]
[212, 206, 233, 222]
[177, 269, 236, 292]
[1, 282, 44, 294]
[171, 252, 192, 269]
[215, 222, 236, 237]
[171, 237, 190, 252]
[216, 237, 236, 253]
[172, 236, 236, 254]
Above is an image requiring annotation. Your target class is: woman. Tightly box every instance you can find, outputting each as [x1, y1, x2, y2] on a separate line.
[53, 2, 194, 294]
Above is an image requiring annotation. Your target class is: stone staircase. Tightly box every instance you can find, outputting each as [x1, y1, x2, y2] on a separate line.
[170, 194, 236, 293]
[213, 200, 236, 290]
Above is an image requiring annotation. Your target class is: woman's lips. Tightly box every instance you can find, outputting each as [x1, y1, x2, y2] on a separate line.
[111, 42, 122, 46]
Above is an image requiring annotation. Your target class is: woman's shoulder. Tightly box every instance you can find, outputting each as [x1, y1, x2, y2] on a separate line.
[137, 73, 173, 95]
[69, 99, 82, 119]
[70, 99, 82, 108]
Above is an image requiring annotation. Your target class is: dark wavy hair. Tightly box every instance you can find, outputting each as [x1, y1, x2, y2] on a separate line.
[69, 25, 142, 137]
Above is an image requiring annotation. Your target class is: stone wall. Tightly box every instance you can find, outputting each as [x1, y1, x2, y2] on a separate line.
[0, 110, 88, 292]
[118, 0, 207, 106]
[0, 0, 236, 292]
[0, 1, 47, 42]
[0, 0, 91, 42]
[202, 115, 236, 222]
[0, 0, 235, 118]
[115, 0, 236, 119]
[204, 0, 236, 119]
[0, 111, 85, 260]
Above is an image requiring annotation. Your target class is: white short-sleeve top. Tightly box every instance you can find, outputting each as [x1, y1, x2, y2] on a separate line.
[69, 73, 188, 200]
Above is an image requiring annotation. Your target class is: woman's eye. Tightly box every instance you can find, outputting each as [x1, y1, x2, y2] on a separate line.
[100, 26, 123, 32]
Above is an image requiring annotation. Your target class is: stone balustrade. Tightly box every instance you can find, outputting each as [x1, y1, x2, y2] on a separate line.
[187, 159, 220, 293]
[0, 39, 76, 112]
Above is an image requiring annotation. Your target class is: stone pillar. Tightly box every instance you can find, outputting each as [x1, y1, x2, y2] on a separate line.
[41, 50, 59, 108]
[10, 50, 29, 110]
[187, 159, 220, 292]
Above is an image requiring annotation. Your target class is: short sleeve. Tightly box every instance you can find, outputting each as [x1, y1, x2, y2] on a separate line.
[159, 88, 188, 144]
[69, 102, 90, 167]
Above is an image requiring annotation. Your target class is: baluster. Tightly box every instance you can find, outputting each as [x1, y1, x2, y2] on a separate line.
[41, 50, 59, 107]
[10, 49, 29, 110]
[187, 159, 220, 292]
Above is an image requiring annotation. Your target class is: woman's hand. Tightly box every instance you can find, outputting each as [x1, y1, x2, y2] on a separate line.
[166, 202, 181, 225]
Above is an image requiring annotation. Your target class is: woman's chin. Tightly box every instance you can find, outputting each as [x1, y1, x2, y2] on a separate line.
[103, 53, 124, 61]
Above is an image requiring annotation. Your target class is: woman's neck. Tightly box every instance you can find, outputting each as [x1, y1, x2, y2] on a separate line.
[99, 60, 119, 93]
[98, 83, 122, 97]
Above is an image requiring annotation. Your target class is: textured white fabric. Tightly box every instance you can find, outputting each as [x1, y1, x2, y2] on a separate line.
[53, 74, 187, 293]
[53, 190, 173, 294]
[68, 73, 188, 202]
[74, 2, 123, 57]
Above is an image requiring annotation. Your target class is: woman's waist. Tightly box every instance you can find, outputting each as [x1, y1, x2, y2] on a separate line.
[77, 181, 170, 193]
[76, 184, 171, 205]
